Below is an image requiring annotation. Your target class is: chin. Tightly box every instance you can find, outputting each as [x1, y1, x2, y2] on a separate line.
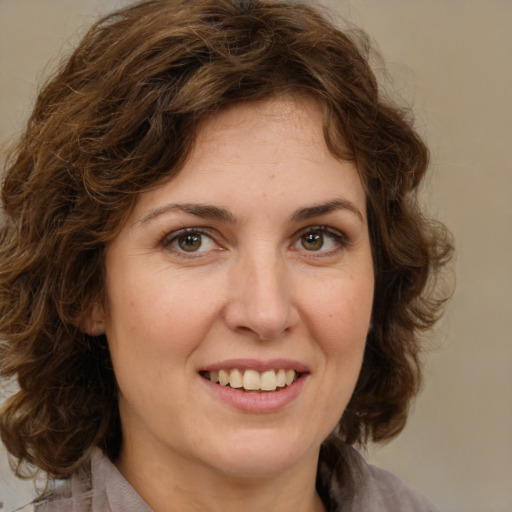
[199, 428, 321, 479]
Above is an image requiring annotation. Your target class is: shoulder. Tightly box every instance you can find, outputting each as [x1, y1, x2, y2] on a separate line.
[33, 473, 92, 512]
[34, 448, 152, 512]
[318, 438, 440, 512]
[355, 458, 441, 512]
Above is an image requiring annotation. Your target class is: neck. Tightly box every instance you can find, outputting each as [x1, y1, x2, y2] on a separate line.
[116, 443, 326, 512]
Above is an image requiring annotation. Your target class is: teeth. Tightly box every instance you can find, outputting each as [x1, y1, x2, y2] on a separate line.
[206, 368, 298, 391]
[229, 369, 243, 388]
[260, 370, 277, 391]
[219, 369, 229, 386]
[243, 369, 261, 390]
[285, 369, 296, 386]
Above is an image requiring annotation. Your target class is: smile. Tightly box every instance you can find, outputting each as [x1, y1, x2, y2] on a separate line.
[201, 368, 300, 392]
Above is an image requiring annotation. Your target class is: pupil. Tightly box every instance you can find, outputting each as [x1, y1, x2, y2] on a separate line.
[179, 234, 201, 252]
[303, 232, 323, 250]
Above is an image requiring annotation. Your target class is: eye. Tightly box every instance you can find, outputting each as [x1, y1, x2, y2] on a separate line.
[292, 226, 346, 254]
[163, 228, 219, 255]
[301, 232, 325, 251]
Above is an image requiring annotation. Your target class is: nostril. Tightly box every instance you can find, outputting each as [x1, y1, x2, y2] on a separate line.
[224, 303, 297, 341]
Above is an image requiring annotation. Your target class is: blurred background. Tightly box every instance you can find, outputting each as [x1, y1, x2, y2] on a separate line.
[1, 1, 511, 511]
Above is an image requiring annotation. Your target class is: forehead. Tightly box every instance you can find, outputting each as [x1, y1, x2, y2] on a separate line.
[197, 95, 325, 144]
[187, 96, 352, 178]
[128, 96, 366, 226]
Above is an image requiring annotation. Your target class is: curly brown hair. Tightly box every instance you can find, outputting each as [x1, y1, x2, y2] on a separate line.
[0, 0, 452, 480]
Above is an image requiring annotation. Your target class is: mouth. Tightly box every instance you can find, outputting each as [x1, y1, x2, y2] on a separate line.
[199, 368, 304, 393]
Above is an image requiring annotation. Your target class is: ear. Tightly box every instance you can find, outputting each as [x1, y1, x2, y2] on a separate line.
[80, 302, 106, 336]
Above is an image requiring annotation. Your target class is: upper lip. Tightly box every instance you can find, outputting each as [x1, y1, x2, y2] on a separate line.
[199, 358, 310, 373]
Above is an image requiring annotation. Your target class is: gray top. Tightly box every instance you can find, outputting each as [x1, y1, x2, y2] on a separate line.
[34, 440, 440, 512]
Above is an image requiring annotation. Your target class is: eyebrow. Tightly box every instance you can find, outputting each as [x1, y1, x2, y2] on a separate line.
[290, 199, 365, 224]
[137, 203, 236, 225]
[137, 198, 364, 225]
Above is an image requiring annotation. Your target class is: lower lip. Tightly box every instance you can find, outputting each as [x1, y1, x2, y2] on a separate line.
[200, 374, 307, 413]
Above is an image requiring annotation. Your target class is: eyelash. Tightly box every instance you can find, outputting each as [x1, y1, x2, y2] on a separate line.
[161, 227, 220, 259]
[292, 225, 349, 257]
[160, 225, 349, 259]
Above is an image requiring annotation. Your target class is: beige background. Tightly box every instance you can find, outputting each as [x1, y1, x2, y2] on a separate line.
[1, 1, 511, 511]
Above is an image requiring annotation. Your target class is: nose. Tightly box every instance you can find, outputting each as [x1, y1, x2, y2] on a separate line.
[224, 250, 299, 340]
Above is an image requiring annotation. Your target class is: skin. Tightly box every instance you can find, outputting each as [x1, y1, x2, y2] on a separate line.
[90, 96, 375, 512]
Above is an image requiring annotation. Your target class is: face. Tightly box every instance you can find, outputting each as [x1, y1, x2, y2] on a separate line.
[98, 97, 374, 481]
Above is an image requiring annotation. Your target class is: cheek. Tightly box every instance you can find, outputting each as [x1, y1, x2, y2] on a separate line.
[304, 274, 374, 355]
[307, 276, 373, 419]
[104, 269, 221, 369]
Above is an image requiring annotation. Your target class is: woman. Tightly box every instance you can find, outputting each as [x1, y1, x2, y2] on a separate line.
[0, 1, 452, 510]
